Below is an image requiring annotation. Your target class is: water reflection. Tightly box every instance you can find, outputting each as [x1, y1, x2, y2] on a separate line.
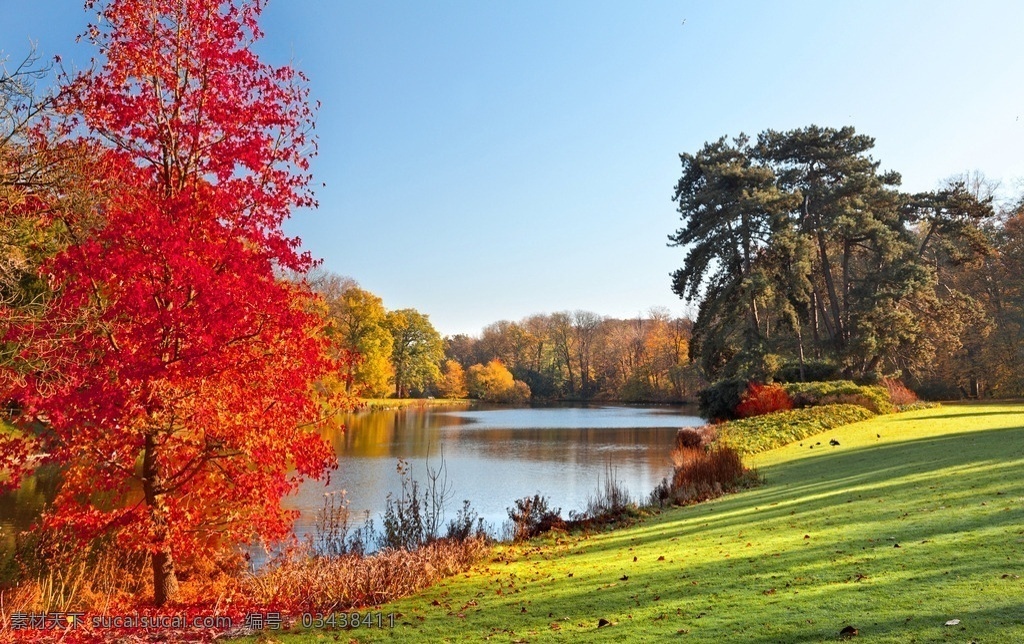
[0, 464, 61, 555]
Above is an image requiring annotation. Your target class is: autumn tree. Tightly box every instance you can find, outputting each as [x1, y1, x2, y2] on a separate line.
[982, 206, 1024, 395]
[466, 359, 530, 403]
[312, 272, 393, 397]
[0, 48, 102, 380]
[385, 308, 444, 398]
[444, 333, 481, 369]
[437, 359, 468, 399]
[1, 0, 346, 606]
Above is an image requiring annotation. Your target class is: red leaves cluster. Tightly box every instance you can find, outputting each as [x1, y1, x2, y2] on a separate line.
[1, 0, 348, 592]
[734, 382, 793, 418]
[66, 0, 317, 268]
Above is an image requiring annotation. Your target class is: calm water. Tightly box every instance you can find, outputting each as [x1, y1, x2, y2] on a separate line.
[0, 405, 703, 553]
[288, 404, 703, 539]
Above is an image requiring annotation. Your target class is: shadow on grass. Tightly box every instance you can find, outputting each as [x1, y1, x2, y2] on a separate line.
[891, 410, 1024, 421]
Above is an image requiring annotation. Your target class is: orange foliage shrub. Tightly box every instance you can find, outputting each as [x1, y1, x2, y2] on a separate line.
[735, 382, 793, 418]
[882, 378, 919, 407]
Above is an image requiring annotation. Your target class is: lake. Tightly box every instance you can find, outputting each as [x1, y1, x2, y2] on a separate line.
[0, 404, 703, 555]
[287, 404, 704, 541]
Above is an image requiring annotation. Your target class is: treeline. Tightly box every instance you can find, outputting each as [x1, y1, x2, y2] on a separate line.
[444, 310, 699, 402]
[310, 272, 700, 402]
[671, 125, 1024, 399]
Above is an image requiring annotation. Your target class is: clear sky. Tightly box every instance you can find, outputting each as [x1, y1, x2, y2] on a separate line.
[3, 1, 1023, 336]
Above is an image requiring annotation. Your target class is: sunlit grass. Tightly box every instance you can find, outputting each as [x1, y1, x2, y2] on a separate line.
[252, 403, 1024, 643]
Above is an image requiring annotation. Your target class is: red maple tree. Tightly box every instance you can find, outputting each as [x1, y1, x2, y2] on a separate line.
[0, 0, 347, 605]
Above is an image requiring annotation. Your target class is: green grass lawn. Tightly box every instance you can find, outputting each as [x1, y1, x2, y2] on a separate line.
[252, 403, 1024, 643]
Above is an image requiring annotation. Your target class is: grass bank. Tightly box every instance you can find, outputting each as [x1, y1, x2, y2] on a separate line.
[358, 398, 472, 412]
[252, 403, 1024, 643]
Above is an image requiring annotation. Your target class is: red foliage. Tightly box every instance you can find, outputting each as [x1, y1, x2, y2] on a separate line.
[734, 382, 793, 418]
[0, 0, 353, 606]
[882, 378, 919, 406]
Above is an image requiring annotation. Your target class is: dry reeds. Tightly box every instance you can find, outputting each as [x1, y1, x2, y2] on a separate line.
[0, 531, 152, 621]
[667, 425, 751, 505]
[244, 536, 488, 612]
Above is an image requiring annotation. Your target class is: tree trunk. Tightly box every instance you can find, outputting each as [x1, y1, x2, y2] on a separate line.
[817, 230, 845, 346]
[151, 548, 180, 607]
[810, 291, 821, 358]
[796, 323, 806, 382]
[142, 433, 180, 606]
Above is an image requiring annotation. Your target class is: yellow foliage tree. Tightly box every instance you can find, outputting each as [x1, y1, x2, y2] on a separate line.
[437, 359, 468, 399]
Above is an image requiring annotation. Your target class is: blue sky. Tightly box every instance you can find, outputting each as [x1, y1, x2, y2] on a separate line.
[3, 1, 1023, 336]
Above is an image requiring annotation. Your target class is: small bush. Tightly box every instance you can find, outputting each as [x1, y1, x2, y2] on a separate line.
[882, 378, 919, 408]
[507, 495, 566, 541]
[784, 380, 894, 414]
[380, 477, 426, 551]
[648, 477, 672, 508]
[776, 360, 841, 383]
[735, 382, 794, 418]
[379, 457, 455, 551]
[898, 400, 941, 412]
[675, 427, 705, 449]
[445, 500, 487, 542]
[670, 445, 747, 504]
[698, 378, 748, 421]
[311, 491, 373, 557]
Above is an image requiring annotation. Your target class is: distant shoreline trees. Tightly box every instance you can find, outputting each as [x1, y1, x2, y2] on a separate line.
[443, 309, 701, 403]
[312, 274, 700, 403]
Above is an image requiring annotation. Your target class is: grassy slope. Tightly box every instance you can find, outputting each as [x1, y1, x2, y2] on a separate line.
[262, 404, 1024, 643]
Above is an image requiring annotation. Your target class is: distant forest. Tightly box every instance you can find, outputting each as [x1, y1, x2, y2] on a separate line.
[311, 270, 699, 403]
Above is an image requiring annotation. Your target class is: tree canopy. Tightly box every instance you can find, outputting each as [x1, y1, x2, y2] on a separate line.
[671, 125, 997, 387]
